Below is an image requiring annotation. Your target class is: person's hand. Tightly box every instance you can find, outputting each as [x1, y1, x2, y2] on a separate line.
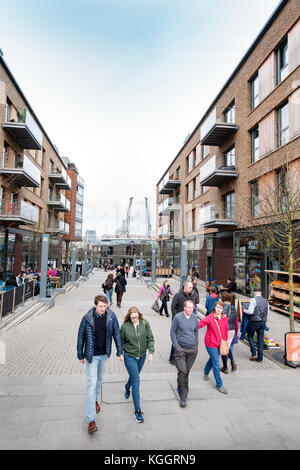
[79, 359, 85, 364]
[117, 354, 124, 362]
[148, 354, 153, 362]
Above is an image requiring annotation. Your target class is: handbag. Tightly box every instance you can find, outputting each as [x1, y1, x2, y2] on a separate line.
[151, 299, 160, 313]
[214, 318, 229, 356]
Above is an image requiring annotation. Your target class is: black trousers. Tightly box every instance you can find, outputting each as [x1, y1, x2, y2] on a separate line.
[159, 298, 169, 316]
[116, 292, 124, 306]
[174, 344, 198, 399]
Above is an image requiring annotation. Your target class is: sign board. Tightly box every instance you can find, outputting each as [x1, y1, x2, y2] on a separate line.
[285, 332, 300, 368]
[237, 300, 251, 322]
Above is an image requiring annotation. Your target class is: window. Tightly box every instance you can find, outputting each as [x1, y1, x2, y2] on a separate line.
[193, 178, 196, 199]
[277, 166, 288, 211]
[251, 127, 259, 163]
[193, 148, 197, 169]
[278, 102, 289, 147]
[250, 180, 259, 217]
[251, 74, 259, 110]
[2, 143, 8, 167]
[224, 102, 235, 123]
[224, 192, 235, 218]
[224, 147, 235, 167]
[186, 184, 189, 203]
[176, 166, 180, 180]
[49, 160, 54, 174]
[277, 38, 288, 84]
[186, 156, 189, 176]
[192, 208, 196, 232]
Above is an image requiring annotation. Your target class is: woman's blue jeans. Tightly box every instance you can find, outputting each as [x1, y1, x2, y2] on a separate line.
[124, 353, 146, 411]
[204, 346, 223, 388]
[105, 288, 113, 304]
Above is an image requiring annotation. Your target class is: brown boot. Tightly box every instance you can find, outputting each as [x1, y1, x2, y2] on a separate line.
[96, 401, 101, 413]
[88, 421, 98, 434]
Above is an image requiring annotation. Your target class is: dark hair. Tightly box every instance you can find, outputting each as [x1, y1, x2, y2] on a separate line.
[94, 295, 108, 305]
[221, 291, 235, 305]
[210, 287, 217, 294]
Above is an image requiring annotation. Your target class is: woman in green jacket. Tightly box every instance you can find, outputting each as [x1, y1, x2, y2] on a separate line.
[121, 306, 155, 423]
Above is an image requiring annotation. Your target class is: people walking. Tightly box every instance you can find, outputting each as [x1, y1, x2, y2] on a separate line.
[205, 286, 219, 316]
[169, 281, 194, 365]
[220, 292, 238, 373]
[157, 280, 173, 317]
[191, 277, 200, 316]
[125, 266, 130, 278]
[170, 300, 199, 407]
[121, 307, 155, 423]
[198, 301, 229, 394]
[103, 273, 114, 305]
[243, 287, 270, 362]
[77, 294, 123, 434]
[115, 272, 127, 308]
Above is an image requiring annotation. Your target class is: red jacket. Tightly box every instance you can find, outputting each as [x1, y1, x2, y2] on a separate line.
[198, 313, 229, 349]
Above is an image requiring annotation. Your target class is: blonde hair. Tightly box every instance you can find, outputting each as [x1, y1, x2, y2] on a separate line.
[123, 306, 144, 323]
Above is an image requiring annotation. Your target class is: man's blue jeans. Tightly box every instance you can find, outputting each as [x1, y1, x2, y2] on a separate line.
[86, 355, 108, 423]
[204, 346, 223, 388]
[105, 288, 113, 304]
[124, 353, 146, 411]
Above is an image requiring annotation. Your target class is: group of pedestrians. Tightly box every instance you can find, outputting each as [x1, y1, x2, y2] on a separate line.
[77, 272, 270, 433]
[102, 268, 127, 308]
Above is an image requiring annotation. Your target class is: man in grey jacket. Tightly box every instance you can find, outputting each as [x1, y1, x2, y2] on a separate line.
[243, 287, 270, 362]
[170, 299, 199, 408]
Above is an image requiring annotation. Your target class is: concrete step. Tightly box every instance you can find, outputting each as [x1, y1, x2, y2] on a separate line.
[0, 299, 40, 331]
[3, 301, 49, 331]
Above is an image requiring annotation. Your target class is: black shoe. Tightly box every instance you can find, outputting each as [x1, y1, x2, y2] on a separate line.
[166, 314, 170, 317]
[159, 313, 164, 316]
[124, 388, 130, 399]
[169, 359, 176, 366]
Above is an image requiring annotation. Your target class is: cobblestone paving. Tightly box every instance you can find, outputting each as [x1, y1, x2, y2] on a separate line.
[0, 271, 280, 376]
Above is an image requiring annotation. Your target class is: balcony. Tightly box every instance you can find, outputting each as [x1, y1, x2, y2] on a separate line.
[2, 108, 43, 150]
[159, 172, 181, 195]
[158, 197, 181, 215]
[200, 108, 238, 146]
[200, 202, 237, 229]
[48, 167, 71, 190]
[158, 224, 180, 239]
[0, 153, 41, 187]
[46, 220, 70, 234]
[48, 194, 71, 212]
[0, 200, 39, 225]
[77, 175, 84, 187]
[199, 154, 238, 187]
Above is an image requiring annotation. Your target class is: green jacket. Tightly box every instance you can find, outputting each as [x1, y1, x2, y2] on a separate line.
[121, 318, 155, 357]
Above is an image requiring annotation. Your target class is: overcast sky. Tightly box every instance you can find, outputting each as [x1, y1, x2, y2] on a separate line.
[1, 0, 280, 237]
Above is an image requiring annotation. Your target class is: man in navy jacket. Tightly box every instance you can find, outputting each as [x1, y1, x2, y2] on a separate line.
[77, 294, 123, 433]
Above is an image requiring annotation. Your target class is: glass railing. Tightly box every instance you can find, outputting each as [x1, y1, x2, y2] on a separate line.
[200, 107, 237, 141]
[200, 154, 236, 183]
[0, 199, 39, 223]
[0, 153, 41, 185]
[200, 202, 236, 224]
[5, 108, 43, 148]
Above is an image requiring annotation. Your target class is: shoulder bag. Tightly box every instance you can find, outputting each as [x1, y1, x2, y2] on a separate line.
[214, 317, 229, 356]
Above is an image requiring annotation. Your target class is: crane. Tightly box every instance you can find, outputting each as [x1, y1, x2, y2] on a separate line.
[126, 197, 133, 238]
[145, 197, 152, 238]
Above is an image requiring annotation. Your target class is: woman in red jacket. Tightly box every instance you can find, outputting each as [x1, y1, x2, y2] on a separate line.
[198, 301, 229, 394]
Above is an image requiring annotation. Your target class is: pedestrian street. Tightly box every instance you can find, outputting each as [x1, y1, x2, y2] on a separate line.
[0, 270, 300, 450]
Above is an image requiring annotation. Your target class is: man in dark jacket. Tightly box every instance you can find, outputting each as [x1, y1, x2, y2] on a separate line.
[169, 281, 194, 365]
[115, 273, 127, 308]
[77, 294, 123, 434]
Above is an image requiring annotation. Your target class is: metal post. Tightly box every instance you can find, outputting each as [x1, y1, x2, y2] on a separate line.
[83, 250, 88, 278]
[0, 292, 3, 321]
[180, 238, 187, 288]
[40, 234, 50, 299]
[22, 282, 25, 306]
[151, 243, 156, 285]
[140, 252, 143, 278]
[133, 255, 136, 271]
[12, 287, 16, 313]
[91, 253, 94, 273]
[71, 247, 77, 283]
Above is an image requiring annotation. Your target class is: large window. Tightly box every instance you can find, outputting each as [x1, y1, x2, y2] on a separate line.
[277, 38, 288, 84]
[224, 191, 235, 218]
[278, 102, 289, 147]
[224, 102, 235, 123]
[224, 147, 235, 167]
[193, 148, 197, 169]
[251, 127, 259, 163]
[193, 178, 196, 200]
[251, 74, 259, 110]
[186, 156, 189, 176]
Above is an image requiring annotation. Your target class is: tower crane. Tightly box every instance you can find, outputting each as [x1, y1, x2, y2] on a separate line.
[145, 197, 152, 238]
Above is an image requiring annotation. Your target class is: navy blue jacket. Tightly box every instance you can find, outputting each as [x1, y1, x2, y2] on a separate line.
[77, 307, 123, 363]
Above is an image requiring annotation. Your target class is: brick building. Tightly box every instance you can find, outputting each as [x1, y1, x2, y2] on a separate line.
[156, 0, 300, 297]
[0, 52, 82, 279]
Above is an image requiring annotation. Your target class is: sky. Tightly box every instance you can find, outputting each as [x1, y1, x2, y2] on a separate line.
[0, 0, 281, 237]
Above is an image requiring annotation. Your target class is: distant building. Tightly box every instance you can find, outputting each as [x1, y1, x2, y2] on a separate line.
[85, 230, 97, 245]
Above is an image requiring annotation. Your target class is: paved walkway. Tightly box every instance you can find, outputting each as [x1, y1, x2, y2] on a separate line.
[0, 270, 299, 450]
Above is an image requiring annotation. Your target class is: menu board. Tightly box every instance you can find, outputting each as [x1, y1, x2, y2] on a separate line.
[237, 300, 251, 322]
[285, 332, 300, 368]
